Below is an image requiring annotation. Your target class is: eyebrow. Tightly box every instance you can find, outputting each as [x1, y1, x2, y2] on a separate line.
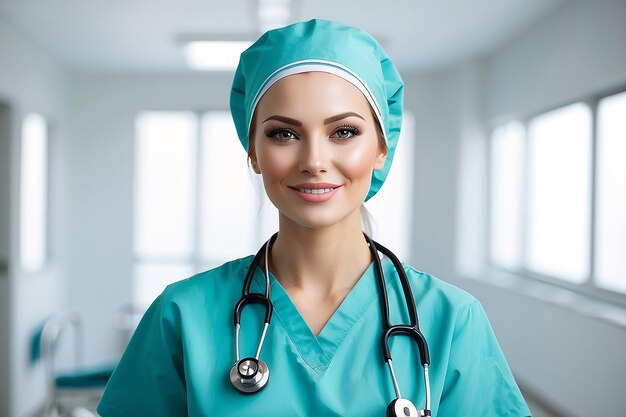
[262, 111, 365, 126]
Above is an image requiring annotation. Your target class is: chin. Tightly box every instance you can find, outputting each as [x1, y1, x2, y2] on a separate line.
[280, 205, 363, 231]
[269, 188, 368, 230]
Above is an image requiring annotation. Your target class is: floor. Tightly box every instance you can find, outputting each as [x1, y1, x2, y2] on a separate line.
[524, 391, 565, 417]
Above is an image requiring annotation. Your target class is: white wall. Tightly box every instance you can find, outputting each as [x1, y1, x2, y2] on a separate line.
[0, 13, 72, 417]
[67, 72, 234, 365]
[403, 68, 462, 284]
[484, 0, 626, 121]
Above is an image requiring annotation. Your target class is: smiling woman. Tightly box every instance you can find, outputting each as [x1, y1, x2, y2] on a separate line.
[248, 72, 387, 234]
[97, 18, 532, 417]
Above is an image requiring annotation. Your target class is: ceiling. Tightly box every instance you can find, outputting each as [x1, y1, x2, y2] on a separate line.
[0, 0, 566, 73]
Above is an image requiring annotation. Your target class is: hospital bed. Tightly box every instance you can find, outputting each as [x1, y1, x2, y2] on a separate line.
[30, 310, 117, 417]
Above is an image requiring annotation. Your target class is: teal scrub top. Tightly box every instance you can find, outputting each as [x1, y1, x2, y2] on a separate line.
[97, 255, 532, 416]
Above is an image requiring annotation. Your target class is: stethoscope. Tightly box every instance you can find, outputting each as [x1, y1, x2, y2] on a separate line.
[230, 232, 432, 417]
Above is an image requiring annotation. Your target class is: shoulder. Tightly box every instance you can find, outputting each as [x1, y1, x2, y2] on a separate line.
[400, 261, 479, 310]
[133, 255, 257, 336]
[159, 254, 255, 305]
[394, 261, 492, 336]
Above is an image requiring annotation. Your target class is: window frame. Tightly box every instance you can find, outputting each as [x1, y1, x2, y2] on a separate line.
[487, 85, 626, 308]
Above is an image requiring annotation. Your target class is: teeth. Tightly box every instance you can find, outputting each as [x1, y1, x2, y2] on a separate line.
[297, 188, 334, 194]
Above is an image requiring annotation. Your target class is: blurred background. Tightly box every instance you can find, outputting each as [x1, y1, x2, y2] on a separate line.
[1, 1, 625, 416]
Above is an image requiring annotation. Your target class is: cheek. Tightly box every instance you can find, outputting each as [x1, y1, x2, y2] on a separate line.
[256, 146, 294, 182]
[335, 144, 379, 180]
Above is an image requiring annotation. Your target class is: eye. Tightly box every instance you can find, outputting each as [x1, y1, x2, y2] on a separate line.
[265, 128, 298, 142]
[331, 125, 362, 140]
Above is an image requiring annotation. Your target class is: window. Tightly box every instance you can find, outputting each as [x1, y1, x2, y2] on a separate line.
[595, 91, 626, 294]
[134, 110, 416, 307]
[199, 112, 275, 263]
[20, 113, 48, 272]
[134, 112, 198, 307]
[527, 103, 592, 283]
[489, 121, 524, 270]
[489, 89, 626, 301]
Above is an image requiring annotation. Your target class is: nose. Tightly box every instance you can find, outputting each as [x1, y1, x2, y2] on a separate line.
[298, 136, 329, 175]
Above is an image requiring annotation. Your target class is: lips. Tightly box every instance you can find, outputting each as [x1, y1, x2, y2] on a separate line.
[288, 183, 342, 202]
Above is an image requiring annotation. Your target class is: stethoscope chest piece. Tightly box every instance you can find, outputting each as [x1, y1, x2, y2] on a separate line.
[230, 357, 270, 394]
[387, 398, 429, 417]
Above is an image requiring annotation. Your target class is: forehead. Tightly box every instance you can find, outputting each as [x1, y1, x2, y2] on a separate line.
[255, 71, 373, 118]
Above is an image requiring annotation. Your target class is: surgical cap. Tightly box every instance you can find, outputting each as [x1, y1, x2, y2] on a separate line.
[230, 18, 404, 201]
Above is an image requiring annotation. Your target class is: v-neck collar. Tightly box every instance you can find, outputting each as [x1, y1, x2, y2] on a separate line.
[249, 256, 395, 374]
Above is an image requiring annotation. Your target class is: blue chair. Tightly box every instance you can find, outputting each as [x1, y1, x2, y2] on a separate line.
[30, 310, 117, 417]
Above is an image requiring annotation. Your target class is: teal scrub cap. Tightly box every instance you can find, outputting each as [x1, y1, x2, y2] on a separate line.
[230, 18, 404, 201]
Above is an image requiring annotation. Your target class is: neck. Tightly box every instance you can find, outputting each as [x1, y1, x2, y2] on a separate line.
[269, 210, 373, 297]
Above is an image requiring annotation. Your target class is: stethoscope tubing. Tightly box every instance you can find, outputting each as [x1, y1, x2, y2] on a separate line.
[232, 232, 431, 414]
[363, 233, 431, 413]
[364, 233, 430, 367]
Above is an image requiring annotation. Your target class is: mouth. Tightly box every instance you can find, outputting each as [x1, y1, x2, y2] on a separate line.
[288, 183, 342, 202]
[294, 187, 336, 194]
[289, 183, 342, 194]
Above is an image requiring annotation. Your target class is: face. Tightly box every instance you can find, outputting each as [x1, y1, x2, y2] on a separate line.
[249, 71, 387, 230]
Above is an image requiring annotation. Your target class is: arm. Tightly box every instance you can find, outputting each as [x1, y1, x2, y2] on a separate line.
[97, 289, 187, 416]
[437, 300, 532, 417]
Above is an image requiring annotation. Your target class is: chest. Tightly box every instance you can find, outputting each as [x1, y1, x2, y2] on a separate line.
[288, 289, 351, 336]
[181, 296, 436, 417]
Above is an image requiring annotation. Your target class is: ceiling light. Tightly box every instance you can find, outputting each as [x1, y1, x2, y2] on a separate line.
[182, 41, 252, 71]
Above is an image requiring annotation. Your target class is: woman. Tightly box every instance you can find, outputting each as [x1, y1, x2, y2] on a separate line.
[97, 19, 532, 416]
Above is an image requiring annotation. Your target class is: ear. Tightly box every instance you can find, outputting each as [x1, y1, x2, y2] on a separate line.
[249, 151, 262, 174]
[373, 149, 387, 170]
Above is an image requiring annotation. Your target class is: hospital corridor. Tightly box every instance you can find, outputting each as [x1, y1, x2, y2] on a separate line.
[1, 1, 626, 416]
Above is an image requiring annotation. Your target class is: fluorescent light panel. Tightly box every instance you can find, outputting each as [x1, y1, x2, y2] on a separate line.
[182, 41, 252, 71]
